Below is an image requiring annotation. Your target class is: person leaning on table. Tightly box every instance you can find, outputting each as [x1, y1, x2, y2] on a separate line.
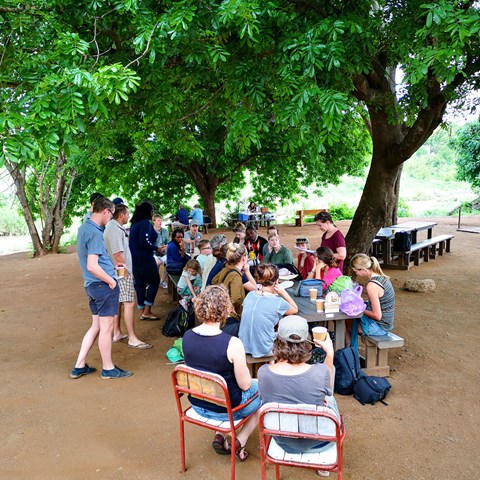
[346, 253, 395, 349]
[182, 285, 261, 462]
[257, 315, 340, 477]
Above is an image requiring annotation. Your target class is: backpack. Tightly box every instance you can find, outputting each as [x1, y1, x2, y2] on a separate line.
[328, 275, 354, 294]
[353, 375, 391, 405]
[393, 231, 412, 252]
[161, 306, 194, 337]
[333, 347, 362, 395]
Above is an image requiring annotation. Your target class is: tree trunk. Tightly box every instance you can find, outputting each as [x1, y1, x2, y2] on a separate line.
[346, 151, 402, 260]
[4, 161, 45, 256]
[185, 163, 220, 227]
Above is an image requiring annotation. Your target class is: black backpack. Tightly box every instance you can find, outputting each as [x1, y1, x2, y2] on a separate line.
[161, 306, 194, 337]
[353, 375, 391, 406]
[393, 231, 412, 251]
[333, 347, 362, 395]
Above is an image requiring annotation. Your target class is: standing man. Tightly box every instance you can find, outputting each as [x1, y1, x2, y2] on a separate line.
[70, 197, 133, 380]
[104, 204, 152, 350]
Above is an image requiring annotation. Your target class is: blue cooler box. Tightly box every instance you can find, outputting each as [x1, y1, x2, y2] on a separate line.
[237, 213, 249, 222]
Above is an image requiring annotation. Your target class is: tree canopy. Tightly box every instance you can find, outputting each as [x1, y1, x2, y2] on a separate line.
[453, 120, 480, 190]
[2, 1, 480, 256]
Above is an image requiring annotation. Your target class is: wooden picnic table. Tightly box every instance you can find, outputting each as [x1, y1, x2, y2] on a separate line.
[285, 286, 360, 351]
[375, 220, 438, 268]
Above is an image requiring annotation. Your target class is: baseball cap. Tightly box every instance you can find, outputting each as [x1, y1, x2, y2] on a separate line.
[190, 220, 199, 226]
[112, 197, 125, 205]
[277, 315, 309, 343]
[210, 234, 227, 250]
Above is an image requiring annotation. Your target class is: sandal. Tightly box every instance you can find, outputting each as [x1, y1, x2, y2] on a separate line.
[232, 438, 249, 462]
[212, 434, 229, 455]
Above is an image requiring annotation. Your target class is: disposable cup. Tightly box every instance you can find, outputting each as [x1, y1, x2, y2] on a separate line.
[309, 288, 318, 301]
[117, 266, 125, 279]
[316, 298, 325, 312]
[312, 326, 328, 342]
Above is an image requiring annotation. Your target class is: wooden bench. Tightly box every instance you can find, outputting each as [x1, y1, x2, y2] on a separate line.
[361, 332, 404, 377]
[295, 209, 329, 227]
[246, 354, 275, 378]
[395, 234, 454, 269]
[167, 274, 181, 302]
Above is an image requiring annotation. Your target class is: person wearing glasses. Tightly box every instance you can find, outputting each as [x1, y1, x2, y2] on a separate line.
[104, 203, 152, 349]
[70, 196, 133, 380]
[129, 201, 161, 321]
[314, 212, 347, 272]
[347, 253, 396, 348]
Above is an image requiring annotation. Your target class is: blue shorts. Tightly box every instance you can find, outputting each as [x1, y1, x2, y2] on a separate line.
[85, 281, 119, 317]
[191, 379, 261, 421]
[361, 315, 389, 336]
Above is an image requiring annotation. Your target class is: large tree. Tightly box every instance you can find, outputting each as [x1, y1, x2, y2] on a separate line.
[96, 0, 480, 248]
[3, 1, 480, 254]
[0, 2, 140, 254]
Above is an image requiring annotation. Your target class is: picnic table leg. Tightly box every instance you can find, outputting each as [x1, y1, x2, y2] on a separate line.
[427, 228, 433, 239]
[333, 320, 346, 350]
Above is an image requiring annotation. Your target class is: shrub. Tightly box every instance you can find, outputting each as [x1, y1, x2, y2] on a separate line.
[328, 203, 356, 220]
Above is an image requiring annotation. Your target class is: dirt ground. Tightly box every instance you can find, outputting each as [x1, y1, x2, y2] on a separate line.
[1, 216, 479, 480]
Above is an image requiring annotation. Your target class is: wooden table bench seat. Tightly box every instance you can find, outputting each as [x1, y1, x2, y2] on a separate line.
[361, 332, 404, 377]
[246, 354, 275, 378]
[394, 234, 454, 269]
[167, 274, 181, 302]
[295, 209, 329, 227]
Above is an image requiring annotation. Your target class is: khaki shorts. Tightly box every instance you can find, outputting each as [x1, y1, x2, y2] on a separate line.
[118, 274, 135, 303]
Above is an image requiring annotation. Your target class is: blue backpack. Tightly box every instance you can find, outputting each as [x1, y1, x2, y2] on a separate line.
[333, 347, 362, 395]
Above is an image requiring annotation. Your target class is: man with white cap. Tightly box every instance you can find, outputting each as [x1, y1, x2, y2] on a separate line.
[257, 315, 339, 475]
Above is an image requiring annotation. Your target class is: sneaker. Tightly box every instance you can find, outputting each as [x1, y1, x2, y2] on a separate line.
[317, 471, 330, 477]
[101, 365, 133, 379]
[160, 281, 168, 289]
[179, 298, 189, 311]
[70, 364, 96, 379]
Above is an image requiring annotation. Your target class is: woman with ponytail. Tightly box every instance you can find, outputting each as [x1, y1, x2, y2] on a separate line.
[347, 254, 396, 347]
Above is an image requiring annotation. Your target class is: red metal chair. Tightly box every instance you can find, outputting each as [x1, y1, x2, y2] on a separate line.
[171, 364, 259, 480]
[259, 402, 346, 479]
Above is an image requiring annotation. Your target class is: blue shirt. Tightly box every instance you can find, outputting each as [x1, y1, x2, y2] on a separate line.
[176, 208, 189, 225]
[129, 219, 158, 260]
[77, 219, 115, 287]
[190, 207, 203, 225]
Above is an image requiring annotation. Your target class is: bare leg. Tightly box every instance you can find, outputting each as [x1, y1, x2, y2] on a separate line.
[74, 315, 100, 368]
[97, 315, 115, 370]
[123, 301, 148, 346]
[236, 410, 260, 449]
[112, 302, 126, 341]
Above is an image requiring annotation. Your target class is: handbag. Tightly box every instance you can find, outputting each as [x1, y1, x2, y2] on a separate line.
[294, 279, 326, 298]
[340, 286, 366, 316]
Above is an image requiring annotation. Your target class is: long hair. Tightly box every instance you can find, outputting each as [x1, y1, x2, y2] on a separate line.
[130, 201, 154, 224]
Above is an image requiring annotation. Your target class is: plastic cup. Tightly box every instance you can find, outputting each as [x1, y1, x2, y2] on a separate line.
[309, 288, 318, 301]
[312, 326, 328, 342]
[117, 266, 125, 279]
[316, 298, 325, 312]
